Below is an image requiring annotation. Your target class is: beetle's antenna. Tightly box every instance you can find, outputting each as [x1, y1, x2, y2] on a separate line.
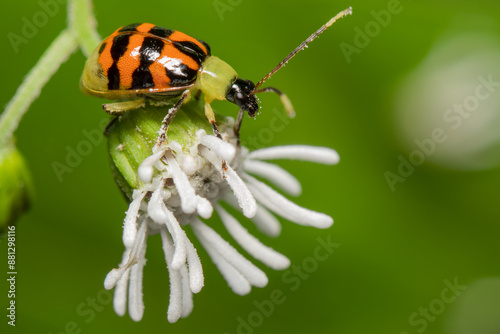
[253, 7, 352, 91]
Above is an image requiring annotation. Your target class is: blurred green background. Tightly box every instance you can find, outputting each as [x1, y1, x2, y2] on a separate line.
[1, 0, 500, 333]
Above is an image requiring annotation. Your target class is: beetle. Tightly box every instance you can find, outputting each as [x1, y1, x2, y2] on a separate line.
[81, 8, 352, 146]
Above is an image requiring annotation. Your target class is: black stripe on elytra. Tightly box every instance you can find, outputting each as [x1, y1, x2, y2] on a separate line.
[199, 39, 211, 56]
[107, 65, 121, 90]
[107, 33, 132, 90]
[165, 63, 198, 87]
[98, 42, 107, 54]
[110, 33, 131, 60]
[173, 40, 207, 65]
[130, 36, 165, 89]
[148, 26, 174, 38]
[119, 23, 141, 33]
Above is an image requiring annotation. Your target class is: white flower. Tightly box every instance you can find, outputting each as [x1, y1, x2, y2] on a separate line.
[104, 118, 339, 322]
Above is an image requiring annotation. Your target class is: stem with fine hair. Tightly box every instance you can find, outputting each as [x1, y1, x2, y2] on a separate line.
[0, 0, 101, 148]
[0, 29, 78, 148]
[68, 0, 101, 56]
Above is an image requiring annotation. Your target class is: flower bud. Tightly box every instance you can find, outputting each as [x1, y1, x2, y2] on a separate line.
[106, 100, 227, 200]
[0, 143, 35, 235]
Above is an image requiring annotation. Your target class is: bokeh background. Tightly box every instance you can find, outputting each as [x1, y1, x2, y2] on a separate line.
[2, 0, 500, 333]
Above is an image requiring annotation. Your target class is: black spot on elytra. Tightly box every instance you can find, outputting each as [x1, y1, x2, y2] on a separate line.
[107, 34, 131, 90]
[148, 26, 174, 38]
[130, 37, 165, 89]
[118, 23, 141, 32]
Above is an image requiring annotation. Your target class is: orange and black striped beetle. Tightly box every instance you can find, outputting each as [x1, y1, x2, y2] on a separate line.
[81, 8, 352, 146]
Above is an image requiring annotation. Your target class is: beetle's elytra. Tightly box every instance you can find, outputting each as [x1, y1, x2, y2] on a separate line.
[82, 23, 211, 97]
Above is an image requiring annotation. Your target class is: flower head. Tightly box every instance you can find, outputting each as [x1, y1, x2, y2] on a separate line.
[104, 100, 339, 321]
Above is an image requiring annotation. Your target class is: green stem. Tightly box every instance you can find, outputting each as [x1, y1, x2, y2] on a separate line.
[68, 0, 101, 57]
[0, 29, 78, 148]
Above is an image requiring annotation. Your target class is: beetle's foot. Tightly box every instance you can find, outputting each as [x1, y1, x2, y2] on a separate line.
[103, 99, 145, 115]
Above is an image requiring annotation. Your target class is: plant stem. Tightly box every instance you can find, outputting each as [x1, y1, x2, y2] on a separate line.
[0, 29, 78, 148]
[68, 0, 101, 57]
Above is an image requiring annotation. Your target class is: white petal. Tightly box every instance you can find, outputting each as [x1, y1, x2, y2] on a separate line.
[128, 236, 147, 322]
[224, 195, 282, 237]
[200, 146, 257, 218]
[148, 185, 187, 270]
[105, 220, 148, 290]
[113, 250, 132, 316]
[216, 204, 290, 270]
[200, 133, 236, 162]
[247, 145, 340, 165]
[138, 147, 167, 183]
[191, 219, 268, 288]
[243, 173, 333, 229]
[185, 237, 204, 293]
[252, 205, 282, 237]
[179, 154, 198, 176]
[168, 140, 183, 154]
[196, 196, 213, 219]
[165, 150, 197, 214]
[105, 262, 130, 291]
[243, 159, 302, 196]
[207, 246, 252, 295]
[179, 265, 193, 318]
[123, 190, 147, 248]
[160, 228, 183, 323]
[192, 224, 251, 295]
[164, 214, 187, 270]
[147, 186, 170, 223]
[224, 167, 257, 218]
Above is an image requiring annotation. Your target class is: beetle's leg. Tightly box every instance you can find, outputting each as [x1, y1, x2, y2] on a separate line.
[194, 90, 202, 100]
[103, 98, 145, 115]
[204, 100, 230, 172]
[149, 100, 172, 108]
[254, 87, 295, 118]
[156, 90, 191, 147]
[204, 101, 222, 139]
[234, 108, 244, 147]
[104, 117, 119, 137]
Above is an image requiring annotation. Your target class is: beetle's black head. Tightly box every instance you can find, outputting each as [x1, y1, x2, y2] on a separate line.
[226, 78, 259, 117]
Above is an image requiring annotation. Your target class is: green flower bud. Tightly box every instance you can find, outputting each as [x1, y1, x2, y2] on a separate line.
[106, 100, 228, 200]
[0, 143, 35, 235]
